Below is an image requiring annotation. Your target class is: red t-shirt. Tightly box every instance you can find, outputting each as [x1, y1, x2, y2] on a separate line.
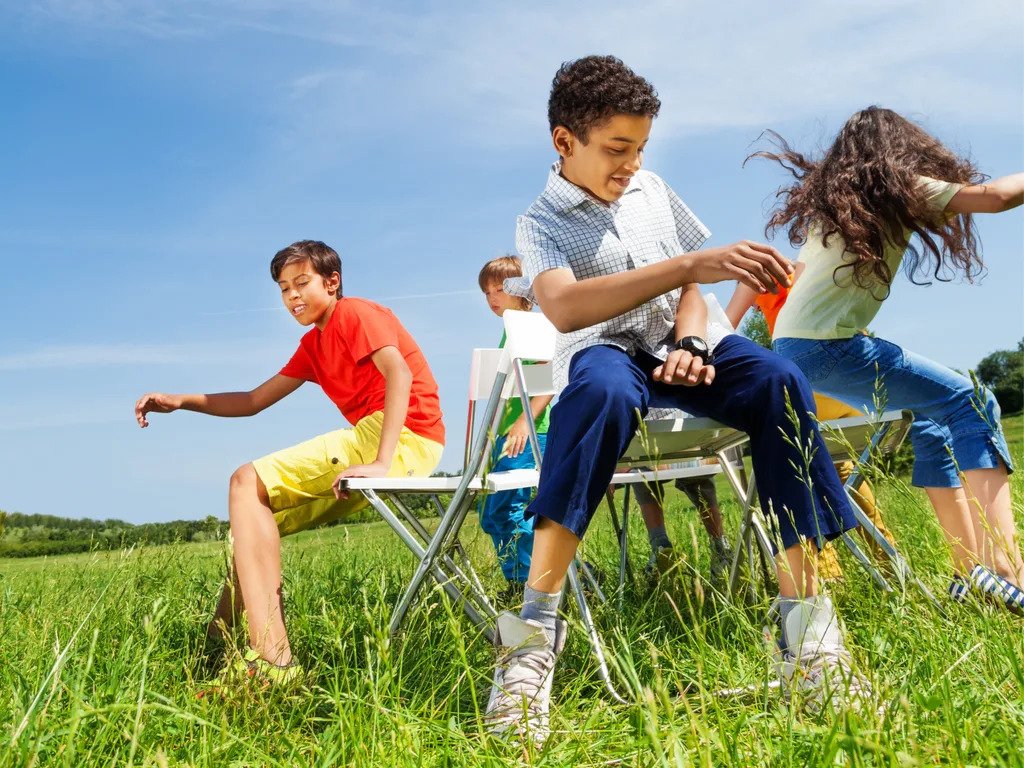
[280, 297, 445, 445]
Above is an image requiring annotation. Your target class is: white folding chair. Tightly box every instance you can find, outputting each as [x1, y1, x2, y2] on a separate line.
[617, 414, 769, 600]
[622, 406, 943, 610]
[341, 345, 544, 641]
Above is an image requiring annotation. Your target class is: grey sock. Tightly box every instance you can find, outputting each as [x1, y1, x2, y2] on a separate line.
[648, 526, 672, 552]
[777, 596, 803, 649]
[520, 586, 561, 647]
[712, 535, 731, 555]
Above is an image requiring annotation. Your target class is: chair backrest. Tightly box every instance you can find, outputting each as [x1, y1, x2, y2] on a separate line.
[467, 348, 505, 403]
[462, 343, 555, 470]
[502, 309, 556, 397]
[503, 309, 557, 362]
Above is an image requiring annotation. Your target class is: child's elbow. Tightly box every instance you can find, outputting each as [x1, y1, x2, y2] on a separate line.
[550, 312, 581, 334]
[998, 190, 1024, 212]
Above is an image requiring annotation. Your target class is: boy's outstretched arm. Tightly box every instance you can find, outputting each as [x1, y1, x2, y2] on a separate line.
[533, 241, 793, 333]
[333, 346, 411, 496]
[134, 374, 303, 427]
[946, 172, 1024, 214]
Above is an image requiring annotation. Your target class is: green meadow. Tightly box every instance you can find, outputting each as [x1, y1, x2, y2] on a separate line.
[2, 416, 1022, 767]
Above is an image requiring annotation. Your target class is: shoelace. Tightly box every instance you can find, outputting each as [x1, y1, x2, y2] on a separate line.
[491, 648, 555, 713]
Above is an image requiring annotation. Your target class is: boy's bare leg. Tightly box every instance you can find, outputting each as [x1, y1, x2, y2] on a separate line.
[207, 565, 242, 641]
[776, 539, 819, 599]
[963, 466, 1023, 584]
[526, 517, 580, 594]
[638, 495, 666, 531]
[229, 463, 292, 666]
[926, 486, 980, 576]
[695, 499, 725, 540]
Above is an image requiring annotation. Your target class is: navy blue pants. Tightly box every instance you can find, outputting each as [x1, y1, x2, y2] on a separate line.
[527, 335, 856, 549]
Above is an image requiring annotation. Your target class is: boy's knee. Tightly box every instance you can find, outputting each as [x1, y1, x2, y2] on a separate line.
[229, 463, 269, 504]
[574, 370, 644, 418]
[762, 355, 814, 409]
[229, 463, 256, 491]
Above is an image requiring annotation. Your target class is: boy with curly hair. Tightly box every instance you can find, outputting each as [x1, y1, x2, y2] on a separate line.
[484, 56, 869, 747]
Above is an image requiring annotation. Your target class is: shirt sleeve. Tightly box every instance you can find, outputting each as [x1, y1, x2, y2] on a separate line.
[279, 342, 317, 382]
[512, 214, 572, 291]
[918, 176, 964, 214]
[663, 180, 712, 252]
[343, 302, 402, 362]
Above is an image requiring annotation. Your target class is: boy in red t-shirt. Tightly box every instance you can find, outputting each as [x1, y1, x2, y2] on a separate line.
[135, 240, 445, 690]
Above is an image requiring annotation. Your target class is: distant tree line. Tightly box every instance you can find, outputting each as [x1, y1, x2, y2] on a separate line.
[0, 512, 228, 558]
[976, 339, 1023, 415]
[0, 474, 459, 558]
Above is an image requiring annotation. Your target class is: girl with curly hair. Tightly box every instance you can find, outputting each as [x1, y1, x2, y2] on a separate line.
[757, 106, 1024, 613]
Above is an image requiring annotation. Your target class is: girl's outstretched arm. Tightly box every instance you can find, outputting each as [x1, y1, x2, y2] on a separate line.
[725, 283, 759, 329]
[724, 261, 806, 329]
[946, 173, 1024, 214]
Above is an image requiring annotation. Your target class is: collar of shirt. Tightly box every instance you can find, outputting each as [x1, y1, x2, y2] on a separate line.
[542, 159, 641, 214]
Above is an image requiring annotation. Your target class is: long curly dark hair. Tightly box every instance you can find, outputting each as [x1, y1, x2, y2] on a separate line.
[749, 107, 985, 297]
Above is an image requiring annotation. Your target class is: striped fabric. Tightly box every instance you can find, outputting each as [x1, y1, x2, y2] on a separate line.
[506, 161, 712, 392]
[951, 564, 1024, 614]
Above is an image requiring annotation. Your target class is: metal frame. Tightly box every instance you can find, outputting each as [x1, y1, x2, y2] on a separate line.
[614, 409, 942, 611]
[343, 349, 632, 702]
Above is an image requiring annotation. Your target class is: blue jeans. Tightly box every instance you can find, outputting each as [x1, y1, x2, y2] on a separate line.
[528, 336, 856, 550]
[774, 335, 1013, 488]
[479, 432, 545, 582]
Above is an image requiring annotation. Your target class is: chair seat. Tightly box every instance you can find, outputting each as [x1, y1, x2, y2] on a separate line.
[817, 409, 910, 460]
[620, 416, 745, 464]
[610, 464, 722, 485]
[339, 475, 481, 492]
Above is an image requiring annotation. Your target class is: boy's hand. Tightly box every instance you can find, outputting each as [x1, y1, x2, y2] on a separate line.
[687, 241, 793, 293]
[653, 350, 715, 387]
[504, 418, 532, 458]
[135, 393, 183, 427]
[333, 461, 390, 500]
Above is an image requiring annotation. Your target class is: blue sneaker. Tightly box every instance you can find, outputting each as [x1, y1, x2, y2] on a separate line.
[969, 565, 1024, 615]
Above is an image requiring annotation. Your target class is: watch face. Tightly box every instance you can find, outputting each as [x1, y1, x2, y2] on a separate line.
[691, 337, 708, 354]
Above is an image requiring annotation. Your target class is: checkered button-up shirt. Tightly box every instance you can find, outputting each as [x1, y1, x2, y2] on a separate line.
[506, 162, 712, 392]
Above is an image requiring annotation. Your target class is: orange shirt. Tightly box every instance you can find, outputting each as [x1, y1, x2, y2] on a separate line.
[280, 297, 445, 445]
[754, 284, 791, 337]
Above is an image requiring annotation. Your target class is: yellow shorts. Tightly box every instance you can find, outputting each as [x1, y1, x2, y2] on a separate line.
[251, 411, 444, 537]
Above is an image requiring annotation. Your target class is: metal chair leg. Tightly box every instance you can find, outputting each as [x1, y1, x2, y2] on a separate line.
[617, 485, 632, 611]
[839, 532, 892, 591]
[567, 561, 628, 704]
[845, 427, 946, 614]
[364, 490, 493, 639]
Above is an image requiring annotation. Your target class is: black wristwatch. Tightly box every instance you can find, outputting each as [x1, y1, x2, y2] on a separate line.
[674, 335, 712, 364]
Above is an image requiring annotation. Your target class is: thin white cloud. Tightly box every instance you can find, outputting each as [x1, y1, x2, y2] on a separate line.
[28, 1, 1023, 145]
[0, 342, 271, 371]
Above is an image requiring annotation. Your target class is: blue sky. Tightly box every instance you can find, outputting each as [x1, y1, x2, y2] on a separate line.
[1, 1, 1021, 524]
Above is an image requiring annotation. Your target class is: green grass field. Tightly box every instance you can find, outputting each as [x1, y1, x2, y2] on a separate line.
[2, 416, 1022, 766]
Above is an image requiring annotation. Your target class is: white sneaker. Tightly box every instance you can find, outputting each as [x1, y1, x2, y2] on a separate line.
[485, 611, 567, 748]
[764, 595, 875, 715]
